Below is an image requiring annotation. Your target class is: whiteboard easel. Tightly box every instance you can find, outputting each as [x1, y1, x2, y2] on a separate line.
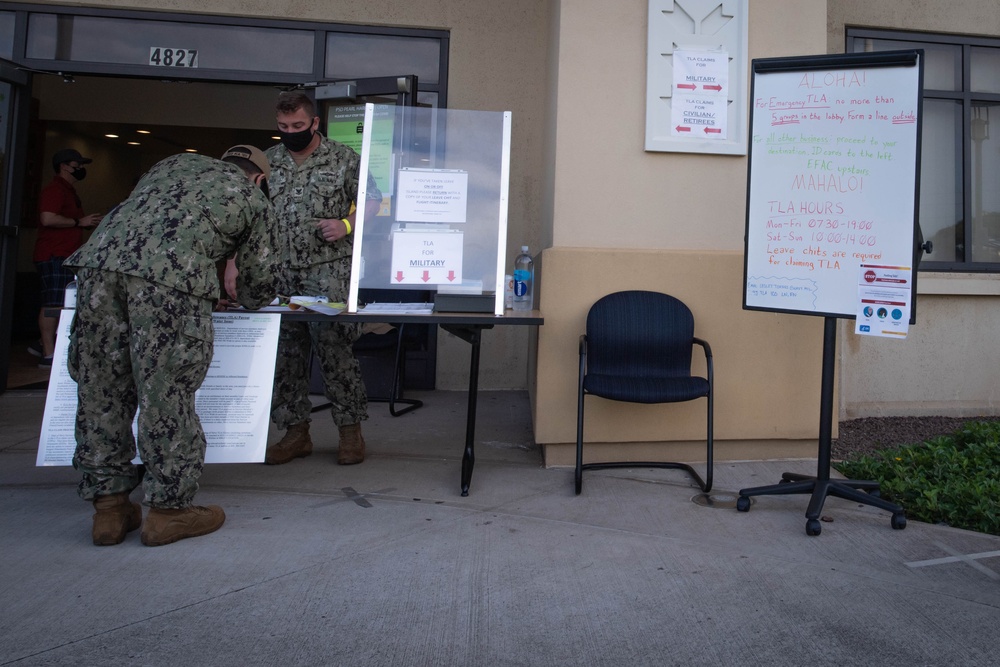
[736, 51, 924, 536]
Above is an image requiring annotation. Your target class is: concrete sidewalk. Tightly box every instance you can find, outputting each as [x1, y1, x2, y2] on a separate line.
[1, 389, 998, 666]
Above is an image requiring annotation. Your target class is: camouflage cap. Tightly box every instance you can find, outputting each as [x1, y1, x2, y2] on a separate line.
[221, 144, 270, 181]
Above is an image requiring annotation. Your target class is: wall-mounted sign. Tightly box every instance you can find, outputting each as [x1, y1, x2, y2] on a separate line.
[671, 49, 729, 139]
[645, 0, 749, 155]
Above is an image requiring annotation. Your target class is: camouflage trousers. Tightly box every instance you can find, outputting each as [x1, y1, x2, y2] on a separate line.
[69, 268, 215, 508]
[271, 259, 367, 429]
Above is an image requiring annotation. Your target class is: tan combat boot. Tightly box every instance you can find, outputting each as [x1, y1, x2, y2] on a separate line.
[264, 421, 312, 465]
[140, 505, 226, 546]
[337, 423, 366, 465]
[91, 492, 142, 546]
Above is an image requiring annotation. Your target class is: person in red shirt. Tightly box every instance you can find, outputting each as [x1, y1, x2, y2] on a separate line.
[33, 148, 103, 367]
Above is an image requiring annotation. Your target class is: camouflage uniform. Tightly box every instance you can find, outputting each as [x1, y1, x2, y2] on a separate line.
[266, 137, 382, 429]
[64, 153, 276, 508]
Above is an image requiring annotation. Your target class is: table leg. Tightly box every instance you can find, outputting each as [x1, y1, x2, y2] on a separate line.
[442, 324, 486, 496]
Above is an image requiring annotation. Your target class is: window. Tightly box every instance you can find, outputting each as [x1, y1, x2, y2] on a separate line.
[5, 4, 448, 104]
[25, 13, 314, 74]
[326, 33, 441, 84]
[0, 12, 14, 59]
[849, 29, 1000, 271]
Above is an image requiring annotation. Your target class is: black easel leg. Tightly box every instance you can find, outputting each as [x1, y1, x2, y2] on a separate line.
[736, 317, 906, 535]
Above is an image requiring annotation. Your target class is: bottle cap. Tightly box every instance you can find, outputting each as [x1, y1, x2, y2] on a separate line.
[521, 245, 528, 252]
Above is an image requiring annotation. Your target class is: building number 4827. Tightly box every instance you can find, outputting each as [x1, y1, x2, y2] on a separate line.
[148, 47, 199, 68]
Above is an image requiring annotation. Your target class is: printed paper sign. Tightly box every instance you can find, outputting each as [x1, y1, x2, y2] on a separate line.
[395, 168, 469, 223]
[672, 49, 729, 139]
[390, 229, 464, 285]
[37, 311, 280, 466]
[855, 264, 911, 338]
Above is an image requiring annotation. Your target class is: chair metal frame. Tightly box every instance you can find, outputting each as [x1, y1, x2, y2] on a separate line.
[575, 291, 714, 494]
[311, 323, 423, 417]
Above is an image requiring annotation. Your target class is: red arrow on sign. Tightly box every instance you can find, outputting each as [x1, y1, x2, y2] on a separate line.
[705, 127, 722, 134]
[422, 271, 431, 282]
[447, 271, 456, 282]
[677, 83, 696, 90]
[675, 125, 691, 132]
[703, 84, 722, 91]
[394, 271, 404, 282]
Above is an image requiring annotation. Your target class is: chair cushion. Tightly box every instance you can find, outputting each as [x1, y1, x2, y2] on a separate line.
[584, 373, 709, 404]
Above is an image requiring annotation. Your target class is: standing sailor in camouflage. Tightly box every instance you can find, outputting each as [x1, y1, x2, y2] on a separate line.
[258, 91, 382, 466]
[64, 146, 276, 547]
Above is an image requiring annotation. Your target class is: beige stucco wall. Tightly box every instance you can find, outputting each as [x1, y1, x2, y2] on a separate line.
[537, 248, 826, 466]
[839, 276, 1000, 419]
[537, 0, 831, 464]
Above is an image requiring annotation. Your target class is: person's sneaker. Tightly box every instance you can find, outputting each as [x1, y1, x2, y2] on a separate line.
[27, 340, 43, 357]
[91, 492, 142, 546]
[140, 505, 226, 546]
[264, 422, 312, 465]
[337, 423, 366, 465]
[38, 356, 53, 369]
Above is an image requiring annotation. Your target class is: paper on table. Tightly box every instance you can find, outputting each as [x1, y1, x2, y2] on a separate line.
[252, 296, 344, 315]
[299, 301, 345, 316]
[358, 302, 434, 315]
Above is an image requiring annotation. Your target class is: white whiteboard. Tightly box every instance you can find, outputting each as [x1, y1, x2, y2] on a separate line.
[743, 51, 923, 317]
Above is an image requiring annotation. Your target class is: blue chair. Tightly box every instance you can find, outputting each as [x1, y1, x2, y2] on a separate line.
[576, 290, 713, 494]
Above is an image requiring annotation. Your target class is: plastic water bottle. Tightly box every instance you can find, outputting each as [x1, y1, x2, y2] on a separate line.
[513, 246, 533, 311]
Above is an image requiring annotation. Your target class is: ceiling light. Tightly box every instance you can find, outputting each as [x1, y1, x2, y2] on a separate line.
[185, 148, 198, 153]
[127, 141, 140, 146]
[105, 133, 119, 138]
[136, 130, 151, 134]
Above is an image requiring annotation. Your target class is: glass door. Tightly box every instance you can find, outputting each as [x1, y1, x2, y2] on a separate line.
[0, 59, 31, 394]
[316, 75, 437, 391]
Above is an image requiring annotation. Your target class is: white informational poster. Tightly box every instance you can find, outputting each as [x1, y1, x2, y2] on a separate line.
[395, 168, 469, 223]
[855, 264, 911, 338]
[743, 52, 921, 317]
[37, 310, 280, 466]
[390, 228, 464, 285]
[671, 49, 729, 139]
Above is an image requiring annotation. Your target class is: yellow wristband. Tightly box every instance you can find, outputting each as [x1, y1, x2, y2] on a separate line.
[342, 218, 352, 235]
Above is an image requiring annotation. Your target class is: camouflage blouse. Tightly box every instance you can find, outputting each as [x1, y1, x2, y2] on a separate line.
[65, 153, 276, 309]
[265, 136, 382, 269]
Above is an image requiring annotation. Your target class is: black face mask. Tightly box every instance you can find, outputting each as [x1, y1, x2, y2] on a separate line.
[279, 127, 314, 152]
[70, 167, 87, 181]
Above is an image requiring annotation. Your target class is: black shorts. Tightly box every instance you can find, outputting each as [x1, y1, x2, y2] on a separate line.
[36, 257, 75, 307]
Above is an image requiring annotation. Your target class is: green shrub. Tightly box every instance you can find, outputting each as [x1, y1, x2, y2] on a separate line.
[834, 420, 1000, 536]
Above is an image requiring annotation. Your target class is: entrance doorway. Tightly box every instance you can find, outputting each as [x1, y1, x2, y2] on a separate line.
[0, 4, 449, 394]
[6, 73, 437, 393]
[7, 74, 279, 390]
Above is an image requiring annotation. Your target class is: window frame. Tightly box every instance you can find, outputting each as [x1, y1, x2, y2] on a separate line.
[0, 3, 449, 106]
[848, 26, 1000, 273]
